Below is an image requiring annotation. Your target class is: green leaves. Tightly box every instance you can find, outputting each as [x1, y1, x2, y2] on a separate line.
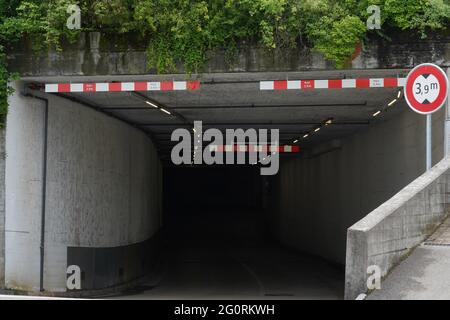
[0, 0, 449, 74]
[0, 45, 6, 125]
[0, 0, 447, 127]
[0, 45, 14, 127]
[384, 0, 450, 37]
[134, 0, 211, 73]
[310, 15, 367, 68]
[91, 0, 135, 32]
[1, 0, 81, 50]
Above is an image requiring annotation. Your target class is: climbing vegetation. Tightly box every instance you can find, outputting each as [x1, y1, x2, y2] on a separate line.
[0, 0, 449, 125]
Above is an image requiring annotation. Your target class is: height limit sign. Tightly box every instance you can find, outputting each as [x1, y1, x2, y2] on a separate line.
[404, 63, 449, 170]
[404, 63, 449, 115]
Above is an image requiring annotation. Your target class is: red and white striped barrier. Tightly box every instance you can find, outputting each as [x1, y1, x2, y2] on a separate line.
[260, 78, 406, 90]
[45, 81, 200, 93]
[208, 145, 300, 153]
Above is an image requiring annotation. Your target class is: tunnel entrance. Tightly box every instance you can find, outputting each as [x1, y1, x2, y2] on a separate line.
[163, 166, 266, 256]
[118, 165, 344, 299]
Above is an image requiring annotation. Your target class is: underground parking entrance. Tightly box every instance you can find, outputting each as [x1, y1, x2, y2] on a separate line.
[134, 164, 345, 300]
[2, 70, 445, 299]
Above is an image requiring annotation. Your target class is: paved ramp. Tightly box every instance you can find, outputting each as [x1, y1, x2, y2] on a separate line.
[115, 244, 344, 300]
[368, 217, 450, 300]
[112, 208, 344, 300]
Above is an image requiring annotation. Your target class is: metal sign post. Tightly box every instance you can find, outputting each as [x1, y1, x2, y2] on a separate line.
[427, 114, 432, 170]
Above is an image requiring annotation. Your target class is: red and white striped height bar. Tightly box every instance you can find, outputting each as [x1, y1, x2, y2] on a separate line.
[45, 81, 200, 93]
[208, 145, 300, 153]
[260, 78, 406, 90]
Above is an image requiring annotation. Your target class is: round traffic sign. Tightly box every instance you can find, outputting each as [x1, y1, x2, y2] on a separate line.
[404, 63, 449, 115]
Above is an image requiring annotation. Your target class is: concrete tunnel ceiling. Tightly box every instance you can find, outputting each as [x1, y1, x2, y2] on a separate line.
[25, 69, 410, 162]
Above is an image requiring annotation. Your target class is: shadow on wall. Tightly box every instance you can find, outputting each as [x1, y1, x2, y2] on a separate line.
[67, 232, 162, 291]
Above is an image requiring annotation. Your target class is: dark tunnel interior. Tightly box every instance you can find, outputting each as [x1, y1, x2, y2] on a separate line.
[128, 165, 346, 299]
[163, 166, 267, 246]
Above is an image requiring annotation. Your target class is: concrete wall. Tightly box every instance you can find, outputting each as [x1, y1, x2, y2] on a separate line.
[345, 157, 450, 300]
[0, 129, 5, 288]
[6, 31, 450, 77]
[4, 82, 162, 292]
[270, 103, 445, 266]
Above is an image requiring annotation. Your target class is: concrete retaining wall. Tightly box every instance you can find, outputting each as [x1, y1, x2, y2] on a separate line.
[4, 82, 162, 293]
[345, 157, 450, 300]
[6, 31, 450, 77]
[270, 103, 445, 266]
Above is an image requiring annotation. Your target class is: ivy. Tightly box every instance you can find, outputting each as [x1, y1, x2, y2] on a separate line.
[0, 0, 449, 125]
[309, 15, 367, 68]
[1, 0, 449, 72]
[384, 0, 450, 37]
[0, 0, 19, 127]
[0, 45, 8, 126]
[1, 0, 80, 50]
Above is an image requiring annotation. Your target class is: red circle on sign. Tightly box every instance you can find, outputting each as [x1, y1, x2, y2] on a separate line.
[404, 63, 449, 115]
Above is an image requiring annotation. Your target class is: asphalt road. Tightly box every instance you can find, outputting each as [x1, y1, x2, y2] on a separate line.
[114, 209, 344, 300]
[115, 244, 343, 300]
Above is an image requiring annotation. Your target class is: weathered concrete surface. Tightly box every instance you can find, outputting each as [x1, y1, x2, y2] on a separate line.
[269, 102, 445, 267]
[4, 90, 43, 291]
[368, 217, 450, 300]
[6, 31, 450, 77]
[345, 157, 450, 300]
[367, 245, 450, 300]
[0, 129, 5, 288]
[4, 81, 162, 292]
[425, 216, 450, 245]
